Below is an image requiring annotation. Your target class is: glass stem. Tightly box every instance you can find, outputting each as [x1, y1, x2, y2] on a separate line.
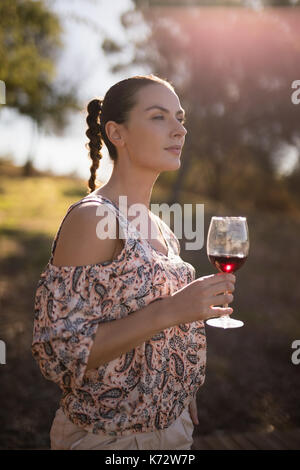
[222, 290, 230, 329]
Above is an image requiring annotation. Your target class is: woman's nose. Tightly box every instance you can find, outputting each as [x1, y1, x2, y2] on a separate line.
[172, 123, 187, 137]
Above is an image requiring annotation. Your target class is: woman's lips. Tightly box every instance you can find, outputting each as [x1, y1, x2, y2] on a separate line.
[164, 147, 182, 155]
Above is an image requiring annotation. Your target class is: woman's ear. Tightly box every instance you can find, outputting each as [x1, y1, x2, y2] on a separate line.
[105, 121, 125, 148]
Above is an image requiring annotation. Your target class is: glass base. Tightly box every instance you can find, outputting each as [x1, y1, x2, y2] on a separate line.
[206, 316, 244, 329]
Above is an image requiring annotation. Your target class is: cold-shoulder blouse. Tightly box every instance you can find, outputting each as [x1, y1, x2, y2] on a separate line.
[31, 194, 206, 437]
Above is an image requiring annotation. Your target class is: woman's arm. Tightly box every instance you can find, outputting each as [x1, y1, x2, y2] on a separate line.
[86, 296, 175, 370]
[86, 269, 235, 371]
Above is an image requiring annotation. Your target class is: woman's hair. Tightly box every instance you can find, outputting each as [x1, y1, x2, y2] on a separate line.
[85, 74, 175, 194]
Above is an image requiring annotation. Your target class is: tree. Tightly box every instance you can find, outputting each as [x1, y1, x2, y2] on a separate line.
[102, 2, 300, 212]
[0, 0, 81, 174]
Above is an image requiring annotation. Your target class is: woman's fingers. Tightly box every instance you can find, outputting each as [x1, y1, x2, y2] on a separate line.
[200, 273, 236, 286]
[208, 306, 233, 318]
[205, 282, 235, 297]
[170, 272, 236, 323]
[207, 292, 234, 307]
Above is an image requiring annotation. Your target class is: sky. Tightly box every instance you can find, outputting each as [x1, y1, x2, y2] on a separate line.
[0, 0, 150, 183]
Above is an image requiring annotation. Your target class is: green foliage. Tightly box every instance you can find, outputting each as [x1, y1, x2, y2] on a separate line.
[0, 0, 81, 129]
[0, 172, 87, 235]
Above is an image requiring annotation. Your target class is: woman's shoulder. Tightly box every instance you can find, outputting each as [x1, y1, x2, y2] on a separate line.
[51, 199, 121, 268]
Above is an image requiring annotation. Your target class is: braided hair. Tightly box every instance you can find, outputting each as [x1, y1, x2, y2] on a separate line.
[85, 98, 103, 194]
[85, 74, 175, 194]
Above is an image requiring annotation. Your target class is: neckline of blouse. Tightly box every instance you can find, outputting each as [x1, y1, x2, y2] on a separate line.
[86, 194, 171, 259]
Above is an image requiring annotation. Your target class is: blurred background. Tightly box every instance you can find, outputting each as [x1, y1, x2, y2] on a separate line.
[1, 0, 300, 450]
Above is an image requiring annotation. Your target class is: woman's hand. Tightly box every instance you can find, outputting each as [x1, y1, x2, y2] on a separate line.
[168, 272, 236, 324]
[188, 396, 199, 425]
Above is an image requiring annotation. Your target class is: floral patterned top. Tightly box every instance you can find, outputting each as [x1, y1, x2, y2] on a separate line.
[31, 194, 206, 437]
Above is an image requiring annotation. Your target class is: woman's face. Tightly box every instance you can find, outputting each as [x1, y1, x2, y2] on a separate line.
[121, 83, 187, 172]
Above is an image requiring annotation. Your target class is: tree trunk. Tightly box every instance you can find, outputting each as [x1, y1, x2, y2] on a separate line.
[22, 120, 38, 176]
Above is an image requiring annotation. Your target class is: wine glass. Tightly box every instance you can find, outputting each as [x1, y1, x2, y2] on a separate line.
[206, 216, 249, 329]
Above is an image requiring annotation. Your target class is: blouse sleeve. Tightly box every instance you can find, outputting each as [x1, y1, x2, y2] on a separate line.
[31, 265, 111, 390]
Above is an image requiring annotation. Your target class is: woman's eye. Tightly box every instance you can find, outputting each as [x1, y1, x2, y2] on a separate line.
[152, 116, 186, 124]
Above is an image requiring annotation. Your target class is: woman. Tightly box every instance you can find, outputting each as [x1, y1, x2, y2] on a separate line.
[31, 74, 235, 450]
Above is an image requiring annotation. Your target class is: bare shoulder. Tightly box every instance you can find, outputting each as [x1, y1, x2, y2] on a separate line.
[52, 200, 123, 267]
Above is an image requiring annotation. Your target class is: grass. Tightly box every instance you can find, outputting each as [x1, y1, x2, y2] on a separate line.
[0, 167, 300, 449]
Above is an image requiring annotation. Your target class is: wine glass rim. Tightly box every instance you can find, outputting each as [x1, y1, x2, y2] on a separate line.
[211, 216, 247, 220]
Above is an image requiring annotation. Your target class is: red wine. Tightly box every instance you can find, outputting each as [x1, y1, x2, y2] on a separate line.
[208, 254, 247, 273]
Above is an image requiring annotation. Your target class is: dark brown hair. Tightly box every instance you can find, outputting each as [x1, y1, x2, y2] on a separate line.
[85, 74, 175, 194]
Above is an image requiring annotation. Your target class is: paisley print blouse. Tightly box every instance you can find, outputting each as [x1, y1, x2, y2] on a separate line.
[31, 194, 206, 437]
